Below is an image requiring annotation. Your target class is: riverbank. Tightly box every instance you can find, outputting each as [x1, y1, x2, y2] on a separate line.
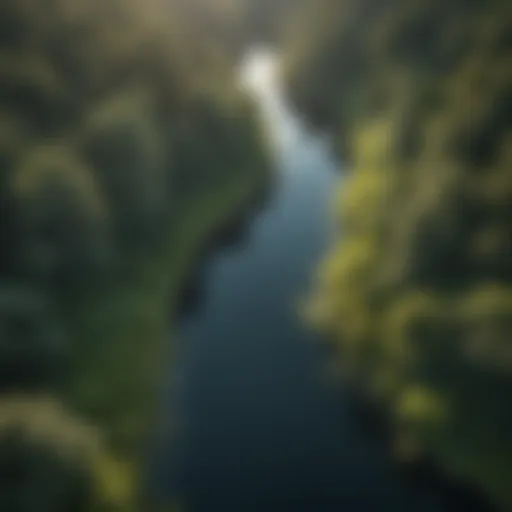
[345, 390, 497, 512]
[283, 0, 512, 509]
[58, 163, 270, 510]
[0, 1, 276, 509]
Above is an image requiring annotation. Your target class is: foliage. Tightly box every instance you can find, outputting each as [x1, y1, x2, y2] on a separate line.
[0, 0, 269, 509]
[285, 0, 512, 509]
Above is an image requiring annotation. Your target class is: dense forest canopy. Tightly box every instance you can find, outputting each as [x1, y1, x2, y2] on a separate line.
[284, 0, 512, 509]
[2, 0, 511, 510]
[0, 0, 269, 510]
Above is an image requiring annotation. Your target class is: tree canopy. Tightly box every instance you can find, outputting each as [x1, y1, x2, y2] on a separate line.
[0, 0, 269, 509]
[285, 0, 512, 509]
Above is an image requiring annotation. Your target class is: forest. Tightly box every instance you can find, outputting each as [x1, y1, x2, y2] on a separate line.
[0, 0, 270, 510]
[284, 0, 512, 509]
[1, 0, 511, 510]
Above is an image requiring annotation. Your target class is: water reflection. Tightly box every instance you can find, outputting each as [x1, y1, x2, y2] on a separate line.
[241, 49, 316, 158]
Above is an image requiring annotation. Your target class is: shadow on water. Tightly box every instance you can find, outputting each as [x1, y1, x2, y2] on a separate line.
[400, 462, 496, 512]
[175, 178, 275, 322]
[342, 392, 497, 512]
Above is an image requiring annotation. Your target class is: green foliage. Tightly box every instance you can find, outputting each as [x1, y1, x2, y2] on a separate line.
[13, 145, 111, 289]
[0, 287, 65, 391]
[81, 90, 166, 247]
[0, 0, 269, 509]
[0, 395, 100, 512]
[287, 0, 512, 509]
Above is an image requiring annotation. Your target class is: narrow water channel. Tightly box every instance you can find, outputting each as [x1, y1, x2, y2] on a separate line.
[153, 50, 445, 512]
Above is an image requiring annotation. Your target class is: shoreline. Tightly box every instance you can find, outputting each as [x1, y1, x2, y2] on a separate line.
[345, 391, 498, 512]
[142, 166, 273, 508]
[60, 164, 271, 510]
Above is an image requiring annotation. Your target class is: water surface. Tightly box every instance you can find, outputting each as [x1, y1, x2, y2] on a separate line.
[154, 50, 444, 512]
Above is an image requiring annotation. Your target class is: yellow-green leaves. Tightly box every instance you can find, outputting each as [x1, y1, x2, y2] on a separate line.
[289, 0, 512, 507]
[397, 386, 447, 428]
[14, 145, 107, 221]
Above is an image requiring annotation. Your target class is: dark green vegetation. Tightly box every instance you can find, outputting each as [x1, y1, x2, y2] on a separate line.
[284, 0, 512, 509]
[0, 0, 268, 510]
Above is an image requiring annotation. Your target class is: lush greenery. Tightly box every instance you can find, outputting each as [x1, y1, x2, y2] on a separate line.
[0, 0, 268, 510]
[284, 0, 512, 509]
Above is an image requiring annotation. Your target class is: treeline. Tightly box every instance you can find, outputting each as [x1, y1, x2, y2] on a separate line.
[284, 0, 512, 509]
[238, 0, 308, 45]
[0, 0, 268, 510]
[166, 0, 306, 55]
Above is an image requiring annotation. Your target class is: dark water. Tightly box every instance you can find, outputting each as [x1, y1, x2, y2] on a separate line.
[152, 51, 446, 512]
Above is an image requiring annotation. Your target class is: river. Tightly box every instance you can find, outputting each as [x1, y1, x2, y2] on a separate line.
[151, 49, 446, 512]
